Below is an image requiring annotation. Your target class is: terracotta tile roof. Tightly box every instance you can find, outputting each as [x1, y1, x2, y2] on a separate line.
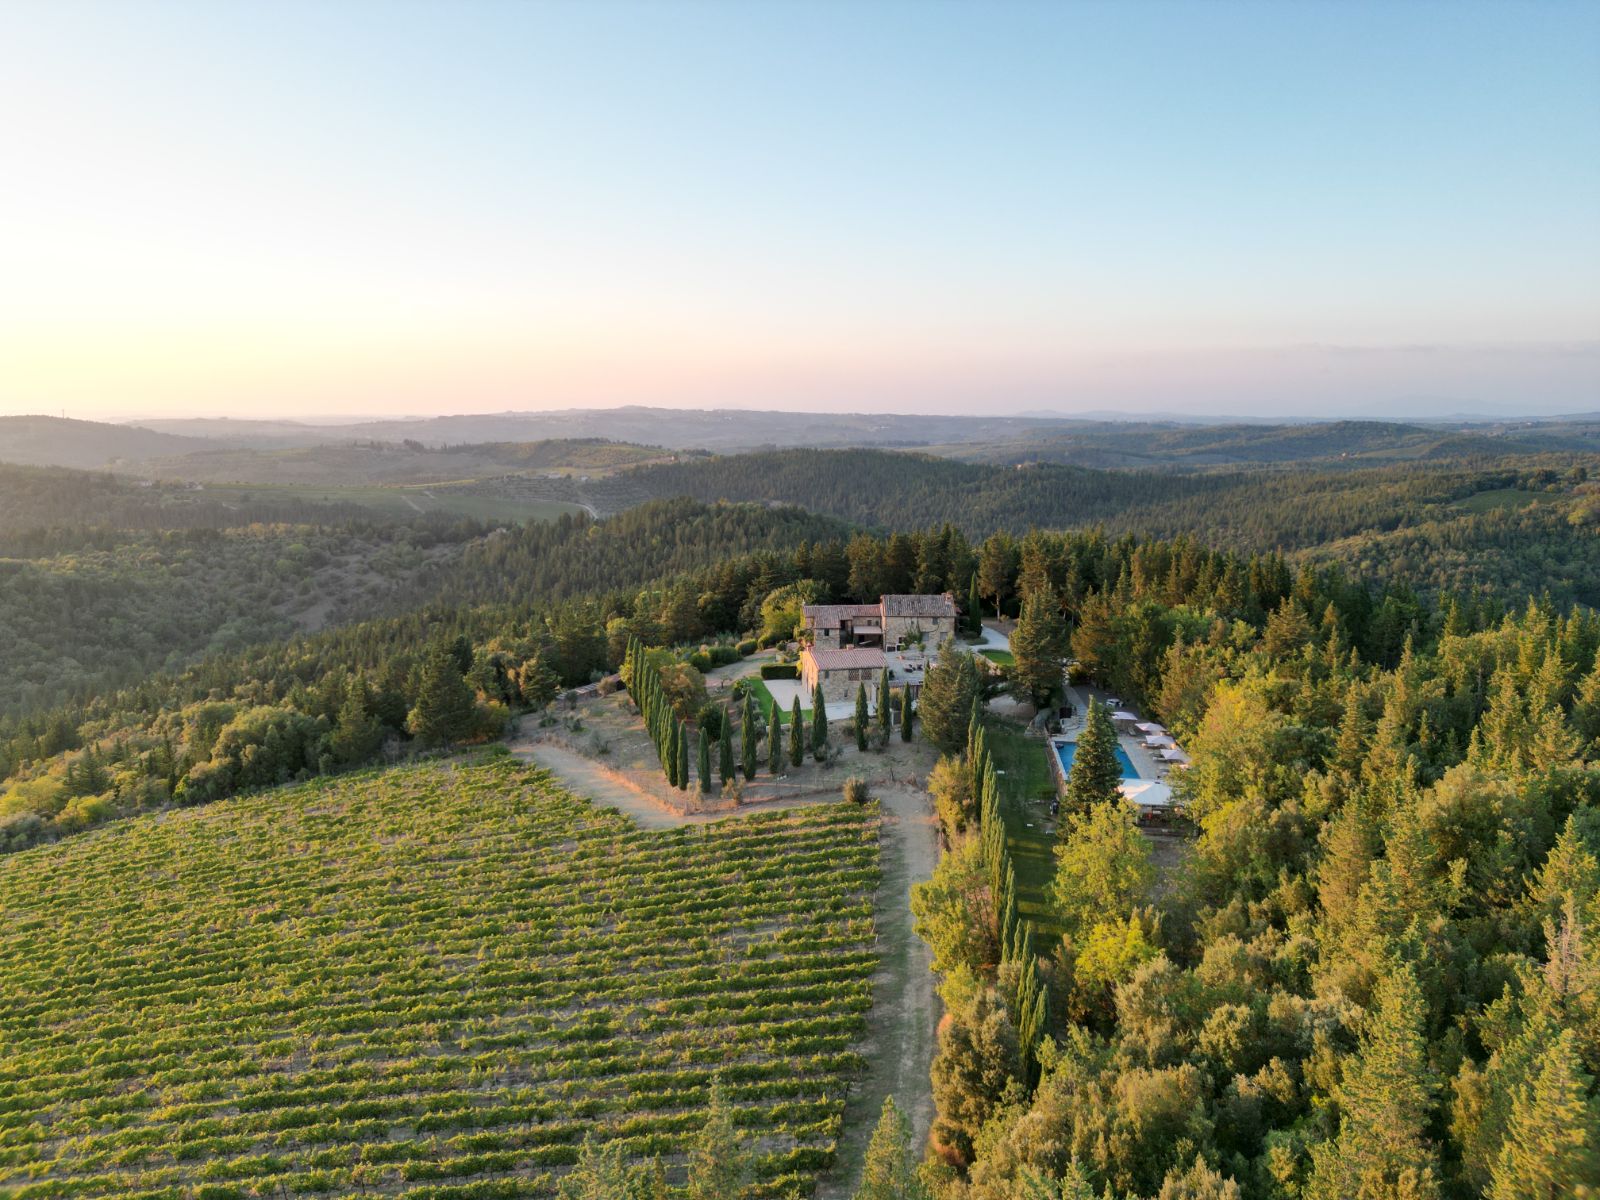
[881, 593, 956, 618]
[803, 646, 888, 671]
[801, 603, 881, 629]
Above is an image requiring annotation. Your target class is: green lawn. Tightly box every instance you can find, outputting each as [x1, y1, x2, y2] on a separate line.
[203, 482, 587, 523]
[985, 719, 1065, 949]
[979, 648, 1016, 667]
[742, 677, 810, 726]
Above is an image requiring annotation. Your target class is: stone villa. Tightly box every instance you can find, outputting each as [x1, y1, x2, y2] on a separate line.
[798, 593, 957, 706]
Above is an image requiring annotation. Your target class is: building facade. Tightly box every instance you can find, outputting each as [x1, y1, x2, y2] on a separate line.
[799, 646, 889, 705]
[801, 593, 957, 653]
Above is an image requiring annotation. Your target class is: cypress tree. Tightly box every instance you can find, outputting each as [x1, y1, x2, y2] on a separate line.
[742, 693, 758, 780]
[854, 684, 869, 751]
[790, 696, 804, 767]
[719, 711, 734, 788]
[697, 725, 711, 791]
[769, 702, 784, 773]
[663, 711, 678, 782]
[966, 571, 983, 636]
[676, 721, 690, 790]
[811, 680, 829, 757]
[877, 667, 892, 741]
[900, 686, 913, 741]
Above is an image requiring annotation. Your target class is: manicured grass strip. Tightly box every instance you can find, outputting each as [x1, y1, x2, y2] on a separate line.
[985, 720, 1066, 950]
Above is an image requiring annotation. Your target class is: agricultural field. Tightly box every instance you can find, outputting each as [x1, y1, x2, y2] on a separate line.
[0, 758, 881, 1198]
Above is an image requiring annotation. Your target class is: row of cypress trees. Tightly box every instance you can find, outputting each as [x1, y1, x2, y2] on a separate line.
[628, 636, 858, 791]
[967, 702, 1049, 1081]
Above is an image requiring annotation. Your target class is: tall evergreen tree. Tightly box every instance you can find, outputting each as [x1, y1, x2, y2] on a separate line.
[1308, 964, 1441, 1200]
[406, 643, 476, 747]
[1009, 590, 1068, 707]
[1062, 700, 1124, 815]
[854, 1097, 931, 1200]
[697, 725, 711, 792]
[685, 1079, 751, 1200]
[718, 711, 734, 788]
[812, 680, 829, 757]
[878, 667, 892, 742]
[1488, 1029, 1600, 1200]
[742, 693, 758, 780]
[919, 643, 983, 754]
[769, 702, 784, 774]
[676, 721, 690, 790]
[900, 686, 914, 742]
[965, 572, 983, 637]
[790, 696, 805, 768]
[329, 683, 383, 766]
[855, 684, 870, 751]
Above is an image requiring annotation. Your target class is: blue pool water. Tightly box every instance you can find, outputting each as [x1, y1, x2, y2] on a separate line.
[1055, 739, 1138, 780]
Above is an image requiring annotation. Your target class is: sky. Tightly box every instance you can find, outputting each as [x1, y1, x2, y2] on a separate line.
[0, 0, 1597, 422]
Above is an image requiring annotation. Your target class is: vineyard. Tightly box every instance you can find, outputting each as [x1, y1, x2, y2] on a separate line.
[0, 759, 881, 1199]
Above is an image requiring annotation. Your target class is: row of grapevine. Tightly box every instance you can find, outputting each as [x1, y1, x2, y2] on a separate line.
[0, 759, 882, 1198]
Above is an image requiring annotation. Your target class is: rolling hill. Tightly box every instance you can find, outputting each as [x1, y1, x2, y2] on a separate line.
[0, 415, 214, 469]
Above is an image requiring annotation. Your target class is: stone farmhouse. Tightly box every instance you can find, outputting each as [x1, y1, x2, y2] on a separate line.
[798, 593, 957, 706]
[801, 593, 957, 652]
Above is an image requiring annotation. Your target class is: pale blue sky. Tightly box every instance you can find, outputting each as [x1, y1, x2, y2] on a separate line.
[0, 0, 1596, 418]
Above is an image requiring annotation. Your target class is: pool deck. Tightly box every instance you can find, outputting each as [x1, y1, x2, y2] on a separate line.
[1054, 682, 1169, 784]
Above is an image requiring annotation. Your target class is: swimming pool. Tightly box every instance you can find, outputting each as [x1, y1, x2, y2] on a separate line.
[1054, 739, 1138, 780]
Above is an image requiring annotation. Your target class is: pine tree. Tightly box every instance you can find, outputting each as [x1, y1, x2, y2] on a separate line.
[790, 696, 805, 767]
[685, 1079, 751, 1200]
[900, 686, 914, 742]
[812, 680, 829, 757]
[406, 643, 476, 747]
[697, 725, 711, 791]
[742, 693, 758, 780]
[1488, 1029, 1600, 1200]
[719, 711, 735, 788]
[329, 682, 383, 766]
[1308, 964, 1441, 1200]
[1010, 590, 1068, 707]
[1062, 700, 1124, 814]
[854, 1097, 930, 1200]
[920, 643, 983, 754]
[855, 684, 870, 751]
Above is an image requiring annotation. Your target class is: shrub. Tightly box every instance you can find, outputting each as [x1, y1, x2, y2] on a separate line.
[842, 777, 872, 805]
[761, 664, 799, 681]
[687, 651, 714, 673]
[736, 638, 758, 657]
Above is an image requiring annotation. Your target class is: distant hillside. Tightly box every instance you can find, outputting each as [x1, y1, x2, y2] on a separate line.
[0, 416, 213, 470]
[140, 436, 687, 485]
[136, 407, 1083, 451]
[929, 419, 1554, 470]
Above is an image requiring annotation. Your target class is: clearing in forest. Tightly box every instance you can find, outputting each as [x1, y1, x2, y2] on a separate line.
[0, 759, 880, 1199]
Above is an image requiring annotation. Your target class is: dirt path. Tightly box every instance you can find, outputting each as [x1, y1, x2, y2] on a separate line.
[820, 782, 941, 1197]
